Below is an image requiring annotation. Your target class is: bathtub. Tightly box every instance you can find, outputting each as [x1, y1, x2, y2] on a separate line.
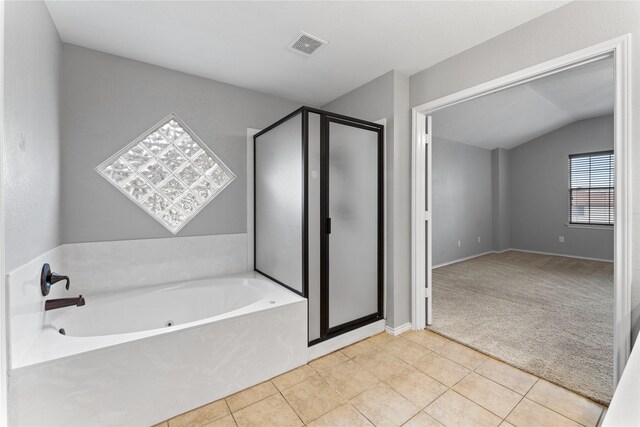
[9, 272, 307, 426]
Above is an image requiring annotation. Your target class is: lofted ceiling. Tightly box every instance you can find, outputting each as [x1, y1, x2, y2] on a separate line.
[431, 56, 614, 150]
[44, 1, 569, 105]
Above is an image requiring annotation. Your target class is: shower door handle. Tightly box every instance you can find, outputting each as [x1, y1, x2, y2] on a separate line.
[326, 218, 332, 235]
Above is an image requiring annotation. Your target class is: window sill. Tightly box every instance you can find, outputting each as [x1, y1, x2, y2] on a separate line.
[565, 223, 614, 230]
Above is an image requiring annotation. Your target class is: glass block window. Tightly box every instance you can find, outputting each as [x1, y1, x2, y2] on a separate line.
[96, 114, 235, 234]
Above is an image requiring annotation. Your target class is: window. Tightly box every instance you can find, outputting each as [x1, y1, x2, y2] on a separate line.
[96, 114, 235, 234]
[569, 151, 614, 226]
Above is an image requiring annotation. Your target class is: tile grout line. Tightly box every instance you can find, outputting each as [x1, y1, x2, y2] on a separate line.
[433, 341, 490, 371]
[317, 367, 379, 427]
[348, 382, 421, 427]
[349, 401, 378, 427]
[471, 364, 538, 396]
[518, 396, 591, 427]
[452, 389, 506, 424]
[225, 381, 279, 416]
[447, 374, 514, 421]
[410, 351, 473, 388]
[228, 408, 239, 427]
[276, 387, 305, 426]
[469, 362, 536, 394]
[490, 373, 536, 423]
[423, 390, 463, 427]
[416, 385, 449, 415]
[221, 399, 239, 427]
[399, 334, 451, 354]
[501, 384, 529, 426]
[522, 380, 603, 427]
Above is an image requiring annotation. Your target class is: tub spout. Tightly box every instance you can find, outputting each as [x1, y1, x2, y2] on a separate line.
[45, 295, 85, 311]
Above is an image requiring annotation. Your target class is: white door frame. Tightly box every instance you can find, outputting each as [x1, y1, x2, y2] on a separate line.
[411, 34, 633, 384]
[0, 0, 8, 422]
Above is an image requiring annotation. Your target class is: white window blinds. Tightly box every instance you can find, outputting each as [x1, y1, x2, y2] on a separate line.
[569, 151, 614, 226]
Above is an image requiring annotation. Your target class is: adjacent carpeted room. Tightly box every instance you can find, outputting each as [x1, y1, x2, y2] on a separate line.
[429, 56, 616, 406]
[431, 250, 613, 404]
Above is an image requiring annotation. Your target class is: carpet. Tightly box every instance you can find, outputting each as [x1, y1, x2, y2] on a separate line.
[431, 250, 613, 404]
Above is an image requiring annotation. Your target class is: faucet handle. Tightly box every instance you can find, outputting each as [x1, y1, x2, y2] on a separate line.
[41, 264, 71, 296]
[50, 272, 70, 290]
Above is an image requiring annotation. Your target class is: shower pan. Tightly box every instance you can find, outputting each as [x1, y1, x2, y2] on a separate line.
[254, 107, 384, 345]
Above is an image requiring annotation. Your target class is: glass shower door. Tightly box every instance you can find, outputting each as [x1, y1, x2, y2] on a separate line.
[254, 113, 304, 295]
[323, 118, 382, 334]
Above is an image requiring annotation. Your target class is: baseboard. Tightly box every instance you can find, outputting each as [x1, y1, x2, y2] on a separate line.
[307, 319, 385, 362]
[434, 248, 613, 269]
[506, 248, 613, 263]
[385, 322, 412, 336]
[433, 251, 496, 269]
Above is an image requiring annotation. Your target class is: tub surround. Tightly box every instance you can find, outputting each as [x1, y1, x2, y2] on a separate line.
[7, 233, 249, 370]
[7, 232, 383, 426]
[13, 272, 297, 369]
[6, 246, 66, 368]
[9, 274, 307, 426]
[63, 233, 248, 294]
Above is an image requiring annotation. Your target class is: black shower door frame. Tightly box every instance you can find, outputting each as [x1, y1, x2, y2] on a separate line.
[254, 107, 384, 346]
[316, 113, 384, 344]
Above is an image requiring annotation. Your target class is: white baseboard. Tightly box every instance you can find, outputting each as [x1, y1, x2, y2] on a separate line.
[432, 251, 495, 269]
[434, 248, 613, 269]
[307, 320, 385, 362]
[506, 248, 613, 263]
[385, 322, 412, 336]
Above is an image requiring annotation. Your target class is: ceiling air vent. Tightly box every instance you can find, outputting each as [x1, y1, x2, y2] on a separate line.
[288, 32, 327, 57]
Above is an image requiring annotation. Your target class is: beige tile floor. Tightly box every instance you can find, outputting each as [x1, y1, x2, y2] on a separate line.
[155, 330, 606, 427]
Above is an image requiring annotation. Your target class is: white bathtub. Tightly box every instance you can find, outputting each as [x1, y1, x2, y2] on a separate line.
[9, 272, 307, 426]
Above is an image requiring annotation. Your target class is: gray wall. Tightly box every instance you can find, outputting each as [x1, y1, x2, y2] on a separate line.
[61, 44, 300, 243]
[492, 148, 510, 252]
[432, 138, 493, 266]
[322, 70, 412, 328]
[392, 72, 412, 330]
[3, 1, 62, 272]
[433, 117, 613, 266]
[410, 0, 640, 340]
[510, 115, 614, 260]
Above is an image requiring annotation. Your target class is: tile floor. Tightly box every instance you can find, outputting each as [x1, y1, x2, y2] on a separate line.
[155, 330, 606, 427]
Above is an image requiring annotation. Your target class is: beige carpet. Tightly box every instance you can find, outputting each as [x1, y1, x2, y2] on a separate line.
[431, 250, 613, 404]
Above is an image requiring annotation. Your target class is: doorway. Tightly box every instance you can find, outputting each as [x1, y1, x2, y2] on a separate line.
[411, 35, 632, 396]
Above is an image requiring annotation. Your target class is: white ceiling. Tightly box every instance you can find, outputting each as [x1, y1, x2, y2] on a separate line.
[431, 56, 614, 150]
[44, 1, 569, 105]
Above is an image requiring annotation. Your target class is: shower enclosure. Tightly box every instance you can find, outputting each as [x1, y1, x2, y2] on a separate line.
[254, 107, 384, 345]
